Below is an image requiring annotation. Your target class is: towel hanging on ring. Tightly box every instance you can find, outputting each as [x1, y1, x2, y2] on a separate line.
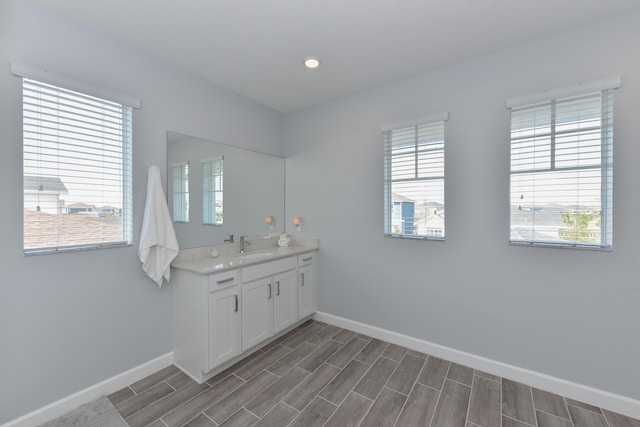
[138, 165, 179, 287]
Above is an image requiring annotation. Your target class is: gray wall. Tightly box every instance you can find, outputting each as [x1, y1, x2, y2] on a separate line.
[0, 1, 283, 423]
[284, 11, 640, 400]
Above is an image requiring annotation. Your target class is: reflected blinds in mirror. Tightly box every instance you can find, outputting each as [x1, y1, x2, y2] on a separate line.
[203, 156, 223, 225]
[171, 161, 189, 223]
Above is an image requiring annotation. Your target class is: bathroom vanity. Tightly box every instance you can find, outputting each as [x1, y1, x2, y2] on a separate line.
[170, 238, 318, 383]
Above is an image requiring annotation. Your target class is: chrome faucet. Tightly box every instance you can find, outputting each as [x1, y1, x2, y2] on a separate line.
[240, 235, 251, 253]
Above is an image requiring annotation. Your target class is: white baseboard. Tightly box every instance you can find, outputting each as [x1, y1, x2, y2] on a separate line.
[313, 311, 640, 420]
[3, 352, 174, 427]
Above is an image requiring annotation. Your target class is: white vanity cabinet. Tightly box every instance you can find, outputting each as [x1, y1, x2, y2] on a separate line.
[298, 253, 317, 319]
[172, 249, 317, 383]
[241, 256, 298, 351]
[208, 285, 240, 369]
[173, 268, 240, 382]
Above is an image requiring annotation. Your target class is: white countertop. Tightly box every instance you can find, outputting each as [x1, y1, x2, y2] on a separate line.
[171, 239, 318, 275]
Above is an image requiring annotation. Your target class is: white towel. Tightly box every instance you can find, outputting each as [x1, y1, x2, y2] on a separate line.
[138, 165, 179, 287]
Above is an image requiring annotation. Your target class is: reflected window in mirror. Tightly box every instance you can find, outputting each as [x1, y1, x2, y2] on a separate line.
[203, 156, 223, 225]
[171, 161, 189, 223]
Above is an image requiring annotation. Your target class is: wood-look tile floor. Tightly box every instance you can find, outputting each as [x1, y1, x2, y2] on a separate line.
[108, 320, 640, 427]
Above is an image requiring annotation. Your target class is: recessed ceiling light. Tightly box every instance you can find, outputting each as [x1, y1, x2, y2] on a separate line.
[304, 57, 320, 69]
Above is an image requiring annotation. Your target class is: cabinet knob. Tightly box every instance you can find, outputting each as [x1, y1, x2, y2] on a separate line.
[276, 281, 280, 296]
[267, 283, 272, 299]
[300, 273, 305, 287]
[234, 294, 238, 312]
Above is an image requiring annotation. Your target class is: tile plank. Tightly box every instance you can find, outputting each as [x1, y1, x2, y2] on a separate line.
[320, 359, 370, 405]
[254, 402, 299, 427]
[282, 322, 326, 348]
[107, 387, 135, 407]
[395, 383, 440, 427]
[532, 388, 570, 420]
[332, 329, 356, 343]
[234, 345, 290, 381]
[245, 367, 309, 417]
[502, 378, 536, 426]
[204, 371, 278, 424]
[307, 325, 342, 346]
[115, 382, 174, 419]
[353, 356, 399, 400]
[359, 387, 407, 427]
[386, 354, 425, 395]
[289, 396, 337, 427]
[182, 414, 217, 427]
[284, 362, 341, 410]
[447, 363, 474, 386]
[430, 379, 471, 427]
[536, 410, 573, 427]
[297, 339, 343, 372]
[219, 408, 259, 427]
[502, 416, 535, 427]
[161, 374, 244, 427]
[603, 409, 640, 427]
[326, 336, 369, 369]
[417, 356, 450, 391]
[355, 339, 389, 364]
[323, 392, 372, 427]
[567, 404, 610, 427]
[267, 341, 318, 376]
[125, 381, 210, 427]
[467, 375, 501, 427]
[381, 343, 407, 362]
[129, 365, 180, 393]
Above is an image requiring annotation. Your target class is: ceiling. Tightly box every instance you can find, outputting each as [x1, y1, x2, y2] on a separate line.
[34, 0, 640, 113]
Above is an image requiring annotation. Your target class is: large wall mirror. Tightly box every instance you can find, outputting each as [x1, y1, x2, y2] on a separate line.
[167, 131, 285, 249]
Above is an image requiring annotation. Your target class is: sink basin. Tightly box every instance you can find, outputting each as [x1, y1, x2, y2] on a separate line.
[237, 251, 275, 262]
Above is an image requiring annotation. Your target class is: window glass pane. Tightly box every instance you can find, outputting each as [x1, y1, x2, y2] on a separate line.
[509, 89, 613, 248]
[22, 78, 132, 253]
[203, 157, 223, 225]
[172, 162, 189, 223]
[384, 121, 445, 239]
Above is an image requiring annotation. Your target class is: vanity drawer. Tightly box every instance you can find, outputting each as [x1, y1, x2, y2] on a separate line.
[298, 253, 315, 266]
[242, 256, 297, 282]
[208, 269, 239, 292]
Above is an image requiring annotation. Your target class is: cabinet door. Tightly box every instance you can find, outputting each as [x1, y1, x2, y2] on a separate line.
[273, 269, 298, 334]
[298, 263, 316, 319]
[242, 278, 274, 351]
[208, 286, 240, 370]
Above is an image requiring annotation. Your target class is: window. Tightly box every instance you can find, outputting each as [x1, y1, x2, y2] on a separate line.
[202, 156, 223, 225]
[15, 63, 138, 254]
[383, 114, 447, 239]
[171, 161, 189, 223]
[508, 78, 620, 249]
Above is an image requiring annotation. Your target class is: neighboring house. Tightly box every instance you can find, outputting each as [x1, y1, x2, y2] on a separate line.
[66, 202, 96, 214]
[98, 206, 121, 217]
[23, 175, 68, 215]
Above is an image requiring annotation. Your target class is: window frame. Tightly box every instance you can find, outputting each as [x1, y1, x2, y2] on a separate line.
[202, 156, 224, 226]
[13, 62, 139, 255]
[383, 113, 448, 240]
[171, 161, 190, 223]
[506, 78, 620, 250]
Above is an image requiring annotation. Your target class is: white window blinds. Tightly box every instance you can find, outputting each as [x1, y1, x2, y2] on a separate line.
[383, 115, 447, 239]
[202, 156, 223, 225]
[508, 80, 619, 249]
[21, 77, 133, 253]
[171, 161, 189, 223]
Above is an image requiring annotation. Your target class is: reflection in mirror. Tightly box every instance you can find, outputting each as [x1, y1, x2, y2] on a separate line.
[202, 156, 223, 225]
[170, 161, 189, 223]
[167, 132, 285, 249]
